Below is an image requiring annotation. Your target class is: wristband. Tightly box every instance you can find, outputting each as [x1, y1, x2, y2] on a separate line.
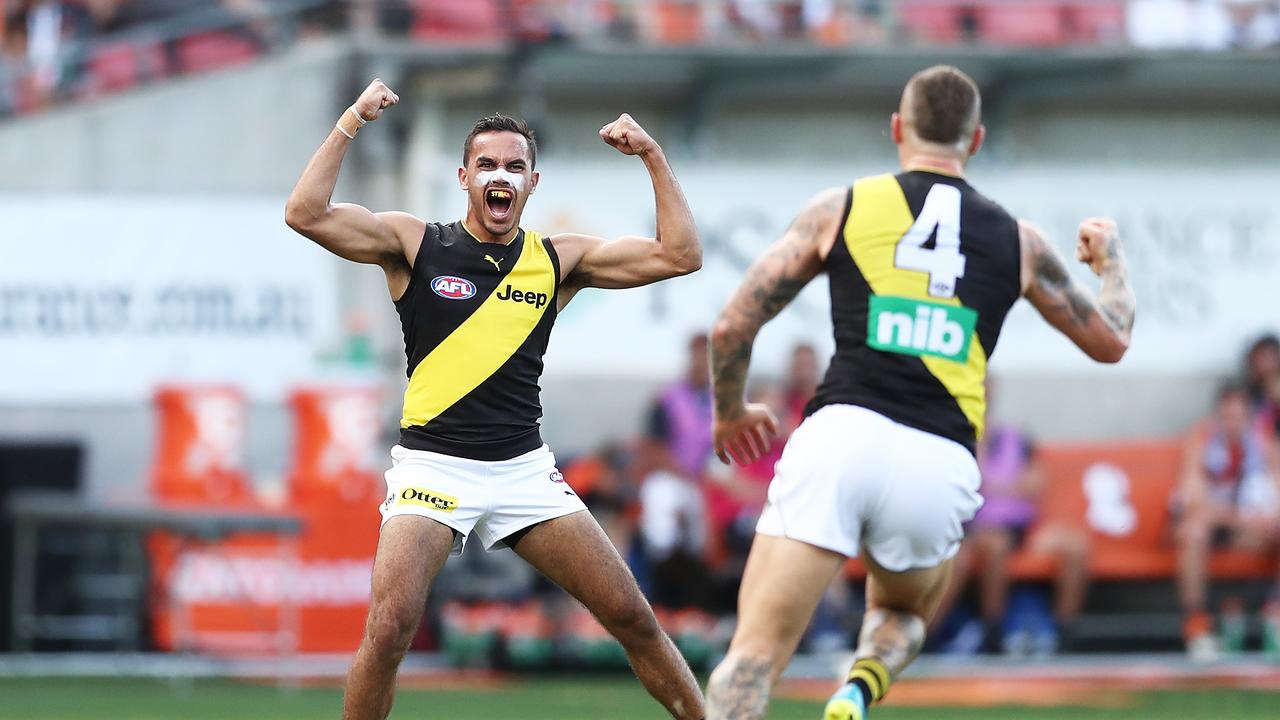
[335, 106, 366, 139]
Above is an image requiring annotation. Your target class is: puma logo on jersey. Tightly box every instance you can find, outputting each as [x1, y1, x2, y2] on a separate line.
[496, 284, 549, 309]
[867, 295, 977, 362]
[483, 254, 503, 271]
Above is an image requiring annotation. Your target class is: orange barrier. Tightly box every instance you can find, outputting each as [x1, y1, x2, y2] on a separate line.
[287, 385, 384, 508]
[847, 440, 1276, 581]
[149, 384, 384, 654]
[150, 385, 253, 506]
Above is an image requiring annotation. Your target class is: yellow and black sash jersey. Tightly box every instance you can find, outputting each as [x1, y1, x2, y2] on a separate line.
[395, 221, 559, 461]
[806, 171, 1022, 454]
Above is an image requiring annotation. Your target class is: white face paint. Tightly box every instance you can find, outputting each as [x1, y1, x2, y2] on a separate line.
[472, 168, 526, 193]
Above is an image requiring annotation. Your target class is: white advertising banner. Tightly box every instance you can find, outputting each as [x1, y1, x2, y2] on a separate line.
[0, 196, 341, 403]
[457, 161, 1280, 380]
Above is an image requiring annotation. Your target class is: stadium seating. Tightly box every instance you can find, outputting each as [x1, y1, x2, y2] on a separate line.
[975, 2, 1068, 47]
[85, 42, 168, 94]
[174, 31, 262, 75]
[845, 440, 1277, 581]
[410, 0, 506, 43]
[897, 1, 971, 44]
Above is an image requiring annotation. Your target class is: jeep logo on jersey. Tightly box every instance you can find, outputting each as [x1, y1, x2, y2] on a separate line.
[431, 275, 476, 300]
[867, 295, 978, 362]
[396, 486, 460, 513]
[495, 284, 549, 309]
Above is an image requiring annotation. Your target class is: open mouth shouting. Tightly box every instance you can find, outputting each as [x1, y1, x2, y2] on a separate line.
[484, 186, 515, 223]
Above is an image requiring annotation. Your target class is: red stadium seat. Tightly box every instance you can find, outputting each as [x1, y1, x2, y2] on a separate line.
[1066, 1, 1125, 44]
[410, 0, 506, 43]
[896, 1, 967, 44]
[652, 1, 704, 45]
[88, 42, 168, 94]
[975, 2, 1068, 47]
[175, 31, 261, 75]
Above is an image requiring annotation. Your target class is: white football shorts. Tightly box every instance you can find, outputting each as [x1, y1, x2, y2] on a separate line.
[379, 443, 587, 556]
[756, 404, 983, 572]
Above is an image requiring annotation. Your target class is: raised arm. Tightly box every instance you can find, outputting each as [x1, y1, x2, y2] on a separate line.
[553, 114, 701, 306]
[284, 79, 424, 299]
[1020, 218, 1136, 364]
[709, 187, 846, 466]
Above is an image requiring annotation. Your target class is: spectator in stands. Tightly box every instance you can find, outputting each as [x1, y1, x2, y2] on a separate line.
[934, 383, 1091, 655]
[636, 333, 713, 609]
[706, 341, 823, 597]
[782, 341, 821, 430]
[1175, 380, 1280, 657]
[1245, 333, 1280, 439]
[704, 382, 781, 610]
[562, 442, 636, 554]
[1224, 0, 1280, 48]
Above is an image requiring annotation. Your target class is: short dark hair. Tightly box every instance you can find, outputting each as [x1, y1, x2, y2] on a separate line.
[904, 65, 981, 145]
[1247, 333, 1280, 359]
[1216, 378, 1249, 405]
[463, 114, 537, 168]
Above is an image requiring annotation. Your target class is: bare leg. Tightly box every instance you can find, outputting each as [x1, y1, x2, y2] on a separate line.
[858, 549, 953, 674]
[926, 539, 974, 633]
[973, 526, 1014, 627]
[511, 511, 704, 719]
[343, 516, 454, 720]
[1176, 512, 1212, 613]
[1029, 524, 1091, 624]
[705, 534, 846, 720]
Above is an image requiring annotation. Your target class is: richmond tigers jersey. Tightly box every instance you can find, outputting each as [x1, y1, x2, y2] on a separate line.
[395, 221, 559, 461]
[806, 171, 1022, 454]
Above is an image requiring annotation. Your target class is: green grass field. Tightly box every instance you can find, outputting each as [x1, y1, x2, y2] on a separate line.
[0, 677, 1275, 719]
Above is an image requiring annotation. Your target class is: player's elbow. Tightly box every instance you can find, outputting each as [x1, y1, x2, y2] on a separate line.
[710, 315, 743, 351]
[284, 199, 322, 234]
[1088, 335, 1129, 364]
[660, 234, 702, 277]
[284, 201, 311, 233]
[672, 246, 703, 276]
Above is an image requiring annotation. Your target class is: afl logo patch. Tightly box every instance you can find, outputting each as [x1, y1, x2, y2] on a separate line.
[431, 275, 476, 300]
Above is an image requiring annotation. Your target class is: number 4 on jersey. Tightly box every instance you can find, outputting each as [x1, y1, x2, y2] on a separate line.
[895, 184, 966, 298]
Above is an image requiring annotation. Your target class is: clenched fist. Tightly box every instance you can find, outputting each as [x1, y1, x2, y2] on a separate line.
[599, 113, 659, 157]
[353, 78, 400, 123]
[1076, 217, 1122, 276]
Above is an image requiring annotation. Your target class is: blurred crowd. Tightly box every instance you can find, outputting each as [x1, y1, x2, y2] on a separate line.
[1174, 335, 1280, 659]
[4, 1, 1279, 117]
[455, 330, 1278, 664]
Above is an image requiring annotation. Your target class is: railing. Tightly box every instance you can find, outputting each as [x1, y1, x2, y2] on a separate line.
[1, 1, 1276, 119]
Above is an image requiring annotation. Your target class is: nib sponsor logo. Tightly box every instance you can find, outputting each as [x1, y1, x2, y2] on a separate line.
[867, 295, 978, 362]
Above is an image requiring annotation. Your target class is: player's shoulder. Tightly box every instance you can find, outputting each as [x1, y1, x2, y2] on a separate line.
[791, 186, 849, 227]
[376, 210, 427, 236]
[546, 232, 600, 279]
[547, 231, 601, 256]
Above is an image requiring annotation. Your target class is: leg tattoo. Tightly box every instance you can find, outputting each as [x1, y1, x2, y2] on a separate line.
[706, 654, 772, 720]
[844, 608, 926, 705]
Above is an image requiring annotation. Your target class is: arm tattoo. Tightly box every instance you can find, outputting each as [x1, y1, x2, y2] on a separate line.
[1032, 243, 1135, 339]
[710, 192, 840, 417]
[706, 655, 771, 720]
[1097, 262, 1136, 335]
